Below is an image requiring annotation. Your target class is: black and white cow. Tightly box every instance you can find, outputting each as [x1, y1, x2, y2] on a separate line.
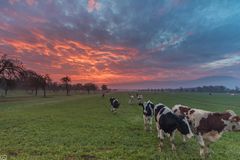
[172, 104, 240, 157]
[155, 103, 193, 151]
[137, 94, 143, 104]
[110, 97, 120, 113]
[128, 95, 135, 104]
[139, 100, 154, 131]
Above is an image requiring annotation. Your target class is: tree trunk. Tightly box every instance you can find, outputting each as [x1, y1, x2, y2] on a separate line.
[66, 85, 68, 96]
[87, 89, 90, 94]
[35, 88, 38, 96]
[43, 87, 46, 97]
[4, 89, 8, 96]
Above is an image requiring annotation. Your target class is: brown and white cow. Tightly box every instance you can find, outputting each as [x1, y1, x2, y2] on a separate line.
[172, 104, 240, 157]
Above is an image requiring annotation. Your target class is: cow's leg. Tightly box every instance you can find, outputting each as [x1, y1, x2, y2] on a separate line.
[156, 122, 160, 138]
[182, 135, 186, 143]
[197, 134, 205, 157]
[170, 131, 176, 151]
[145, 117, 151, 131]
[143, 115, 147, 130]
[149, 117, 152, 131]
[110, 106, 113, 112]
[158, 129, 164, 152]
[204, 141, 211, 157]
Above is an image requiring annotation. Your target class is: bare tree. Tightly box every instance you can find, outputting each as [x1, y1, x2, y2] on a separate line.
[39, 74, 52, 97]
[0, 55, 25, 96]
[101, 84, 108, 91]
[22, 70, 42, 96]
[83, 83, 98, 94]
[0, 78, 16, 96]
[0, 54, 24, 79]
[61, 76, 71, 95]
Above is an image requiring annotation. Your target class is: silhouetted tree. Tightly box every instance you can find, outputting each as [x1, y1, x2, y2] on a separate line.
[72, 83, 83, 93]
[83, 83, 98, 94]
[0, 78, 16, 96]
[39, 74, 52, 97]
[50, 82, 59, 92]
[0, 55, 24, 95]
[61, 76, 71, 95]
[101, 84, 108, 91]
[0, 55, 24, 79]
[22, 70, 43, 96]
[101, 84, 108, 97]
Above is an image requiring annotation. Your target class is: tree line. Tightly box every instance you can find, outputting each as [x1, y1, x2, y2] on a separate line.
[138, 85, 240, 93]
[0, 55, 108, 97]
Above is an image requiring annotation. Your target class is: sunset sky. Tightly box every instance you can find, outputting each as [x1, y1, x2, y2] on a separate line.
[0, 0, 240, 88]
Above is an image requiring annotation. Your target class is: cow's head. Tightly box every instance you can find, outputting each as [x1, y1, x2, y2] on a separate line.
[222, 110, 240, 131]
[110, 97, 114, 103]
[140, 101, 154, 116]
[229, 116, 240, 131]
[177, 116, 194, 139]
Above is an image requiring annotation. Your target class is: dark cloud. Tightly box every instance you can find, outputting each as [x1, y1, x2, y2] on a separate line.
[0, 0, 240, 86]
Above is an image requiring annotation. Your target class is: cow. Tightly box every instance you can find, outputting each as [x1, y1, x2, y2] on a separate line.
[138, 100, 155, 131]
[128, 95, 135, 104]
[154, 103, 193, 151]
[172, 104, 240, 157]
[137, 94, 143, 104]
[109, 97, 120, 113]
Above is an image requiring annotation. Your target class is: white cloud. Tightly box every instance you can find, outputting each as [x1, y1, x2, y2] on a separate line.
[201, 54, 240, 69]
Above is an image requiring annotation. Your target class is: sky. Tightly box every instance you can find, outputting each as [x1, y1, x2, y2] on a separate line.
[0, 0, 240, 88]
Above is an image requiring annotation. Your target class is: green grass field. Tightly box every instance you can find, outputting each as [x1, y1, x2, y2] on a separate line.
[0, 91, 240, 160]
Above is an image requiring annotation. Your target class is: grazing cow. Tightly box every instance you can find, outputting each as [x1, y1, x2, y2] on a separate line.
[139, 100, 155, 131]
[172, 104, 240, 157]
[137, 94, 143, 104]
[155, 103, 193, 151]
[110, 97, 120, 113]
[128, 95, 135, 104]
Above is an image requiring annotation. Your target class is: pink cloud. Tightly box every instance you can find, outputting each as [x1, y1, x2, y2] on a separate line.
[8, 0, 37, 6]
[87, 0, 101, 12]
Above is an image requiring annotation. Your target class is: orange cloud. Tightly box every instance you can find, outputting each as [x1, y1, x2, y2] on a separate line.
[0, 30, 140, 84]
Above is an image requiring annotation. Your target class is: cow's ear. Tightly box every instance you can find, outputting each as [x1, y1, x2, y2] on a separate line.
[138, 102, 143, 106]
[230, 118, 235, 123]
[231, 116, 240, 122]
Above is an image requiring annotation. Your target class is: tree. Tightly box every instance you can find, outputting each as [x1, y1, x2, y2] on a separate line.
[0, 55, 24, 96]
[60, 76, 71, 95]
[235, 86, 240, 93]
[83, 83, 98, 94]
[49, 82, 59, 92]
[101, 84, 108, 91]
[72, 83, 83, 93]
[39, 74, 52, 97]
[22, 70, 42, 96]
[0, 78, 16, 96]
[0, 55, 24, 79]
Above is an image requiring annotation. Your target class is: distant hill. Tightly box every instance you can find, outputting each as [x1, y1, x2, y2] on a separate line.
[110, 76, 240, 89]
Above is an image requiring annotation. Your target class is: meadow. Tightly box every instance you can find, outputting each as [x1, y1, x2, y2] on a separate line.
[0, 91, 240, 160]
